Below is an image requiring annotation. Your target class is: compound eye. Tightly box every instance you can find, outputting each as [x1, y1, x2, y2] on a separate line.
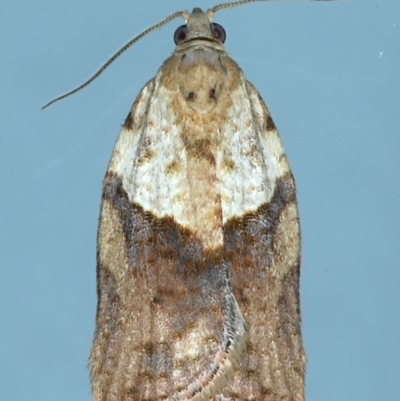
[174, 25, 188, 45]
[212, 23, 226, 43]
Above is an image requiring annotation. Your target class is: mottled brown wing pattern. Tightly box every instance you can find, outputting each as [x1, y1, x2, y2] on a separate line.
[91, 6, 305, 401]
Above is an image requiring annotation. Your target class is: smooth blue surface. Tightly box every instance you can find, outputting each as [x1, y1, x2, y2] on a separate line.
[1, 1, 399, 400]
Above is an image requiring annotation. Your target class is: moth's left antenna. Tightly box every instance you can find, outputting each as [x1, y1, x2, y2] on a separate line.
[42, 11, 184, 110]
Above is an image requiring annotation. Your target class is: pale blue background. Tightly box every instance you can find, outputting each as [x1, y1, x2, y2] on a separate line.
[1, 0, 399, 400]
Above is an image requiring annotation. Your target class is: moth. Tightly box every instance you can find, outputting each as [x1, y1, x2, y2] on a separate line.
[43, 0, 337, 400]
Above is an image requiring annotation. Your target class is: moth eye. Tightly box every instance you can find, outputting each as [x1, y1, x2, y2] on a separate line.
[212, 23, 226, 43]
[174, 25, 188, 45]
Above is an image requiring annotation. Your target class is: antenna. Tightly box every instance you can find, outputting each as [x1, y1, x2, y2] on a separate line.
[42, 0, 338, 109]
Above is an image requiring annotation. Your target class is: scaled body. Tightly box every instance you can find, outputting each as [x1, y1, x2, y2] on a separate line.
[92, 7, 304, 401]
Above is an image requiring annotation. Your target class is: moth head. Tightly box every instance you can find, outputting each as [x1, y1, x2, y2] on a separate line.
[174, 8, 226, 45]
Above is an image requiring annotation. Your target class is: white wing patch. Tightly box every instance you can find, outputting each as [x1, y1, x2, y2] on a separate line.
[110, 72, 288, 229]
[217, 77, 288, 222]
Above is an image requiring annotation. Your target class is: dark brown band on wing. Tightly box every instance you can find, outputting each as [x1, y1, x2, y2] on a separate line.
[222, 174, 304, 399]
[224, 169, 297, 263]
[100, 171, 296, 275]
[92, 171, 302, 399]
